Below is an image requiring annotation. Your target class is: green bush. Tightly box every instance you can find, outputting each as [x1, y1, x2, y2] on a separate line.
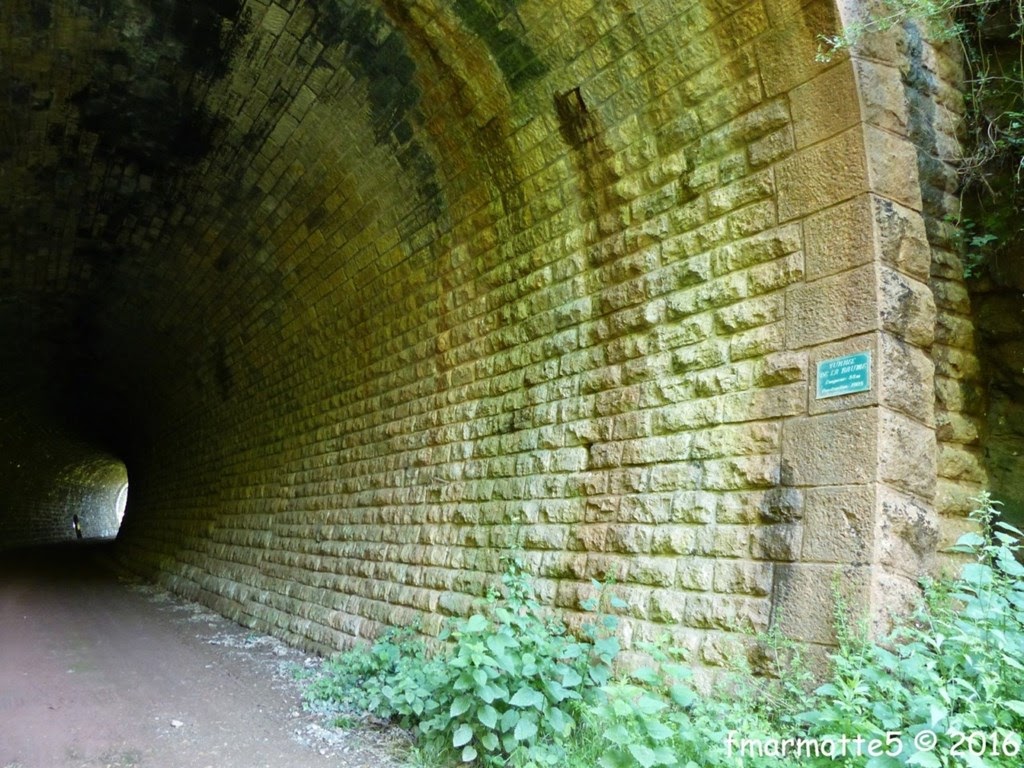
[801, 492, 1024, 767]
[305, 555, 614, 767]
[304, 494, 1024, 768]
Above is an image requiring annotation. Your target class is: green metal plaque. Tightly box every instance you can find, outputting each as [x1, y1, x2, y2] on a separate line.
[816, 352, 871, 399]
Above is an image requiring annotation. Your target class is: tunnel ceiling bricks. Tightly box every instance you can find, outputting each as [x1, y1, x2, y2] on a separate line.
[0, 0, 981, 664]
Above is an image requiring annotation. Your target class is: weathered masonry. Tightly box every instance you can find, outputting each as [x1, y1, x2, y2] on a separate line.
[1, 0, 990, 665]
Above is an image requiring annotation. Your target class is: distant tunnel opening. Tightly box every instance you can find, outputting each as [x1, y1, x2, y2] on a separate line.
[0, 390, 131, 550]
[59, 457, 129, 542]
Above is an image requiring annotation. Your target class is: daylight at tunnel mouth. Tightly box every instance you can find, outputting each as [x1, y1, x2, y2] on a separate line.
[0, 0, 1015, 687]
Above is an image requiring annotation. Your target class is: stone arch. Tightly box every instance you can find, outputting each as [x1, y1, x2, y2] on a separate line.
[0, 0, 982, 666]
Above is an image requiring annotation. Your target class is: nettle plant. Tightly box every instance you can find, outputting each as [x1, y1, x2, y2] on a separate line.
[305, 494, 1024, 768]
[305, 555, 617, 767]
[800, 493, 1024, 768]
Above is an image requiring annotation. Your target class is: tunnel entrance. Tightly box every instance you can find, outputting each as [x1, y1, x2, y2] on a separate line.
[0, 382, 131, 550]
[57, 457, 129, 542]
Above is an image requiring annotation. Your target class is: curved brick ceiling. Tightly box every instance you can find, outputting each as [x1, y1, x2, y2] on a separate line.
[0, 0, 984, 658]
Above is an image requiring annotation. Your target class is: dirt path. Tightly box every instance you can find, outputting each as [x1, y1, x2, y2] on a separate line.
[0, 543, 407, 768]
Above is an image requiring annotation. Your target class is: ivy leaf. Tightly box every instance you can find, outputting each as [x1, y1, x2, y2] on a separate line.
[461, 744, 478, 763]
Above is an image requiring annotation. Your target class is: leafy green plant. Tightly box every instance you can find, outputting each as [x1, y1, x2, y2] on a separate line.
[304, 555, 614, 767]
[305, 496, 1024, 768]
[801, 492, 1024, 767]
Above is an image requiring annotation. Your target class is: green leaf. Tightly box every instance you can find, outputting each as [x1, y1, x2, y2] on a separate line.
[643, 716, 673, 741]
[546, 705, 570, 735]
[453, 723, 474, 748]
[500, 708, 520, 733]
[961, 562, 994, 586]
[669, 684, 696, 707]
[560, 667, 583, 688]
[481, 731, 499, 751]
[628, 744, 658, 768]
[595, 636, 620, 660]
[866, 756, 903, 768]
[510, 685, 545, 709]
[451, 695, 472, 718]
[1006, 700, 1024, 717]
[635, 694, 668, 715]
[652, 746, 679, 766]
[514, 714, 538, 743]
[478, 704, 499, 729]
[907, 751, 942, 768]
[954, 532, 987, 549]
[464, 614, 490, 633]
[604, 724, 631, 746]
[461, 744, 478, 763]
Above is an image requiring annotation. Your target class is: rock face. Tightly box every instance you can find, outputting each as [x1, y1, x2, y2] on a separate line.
[0, 0, 988, 664]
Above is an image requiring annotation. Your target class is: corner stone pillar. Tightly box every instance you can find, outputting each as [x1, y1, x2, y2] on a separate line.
[769, 27, 940, 644]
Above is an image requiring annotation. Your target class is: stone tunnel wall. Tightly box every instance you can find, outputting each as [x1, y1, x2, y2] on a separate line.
[1, 0, 984, 665]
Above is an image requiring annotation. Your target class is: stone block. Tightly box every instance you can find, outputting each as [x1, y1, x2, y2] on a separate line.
[854, 59, 909, 135]
[878, 408, 936, 500]
[770, 563, 871, 644]
[748, 125, 795, 167]
[713, 560, 774, 596]
[650, 524, 699, 555]
[691, 422, 780, 460]
[873, 197, 931, 282]
[729, 322, 786, 360]
[676, 558, 715, 591]
[786, 264, 878, 349]
[800, 485, 876, 565]
[715, 295, 784, 334]
[804, 195, 875, 281]
[628, 556, 678, 587]
[878, 332, 935, 426]
[782, 409, 877, 487]
[758, 0, 839, 96]
[754, 351, 807, 387]
[777, 127, 868, 222]
[864, 125, 923, 212]
[789, 61, 860, 148]
[869, 572, 923, 637]
[721, 381, 806, 422]
[879, 267, 935, 347]
[876, 485, 939, 577]
[649, 589, 687, 623]
[937, 444, 987, 484]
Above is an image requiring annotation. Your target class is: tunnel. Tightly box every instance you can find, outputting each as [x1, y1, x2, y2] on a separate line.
[1, 0, 989, 664]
